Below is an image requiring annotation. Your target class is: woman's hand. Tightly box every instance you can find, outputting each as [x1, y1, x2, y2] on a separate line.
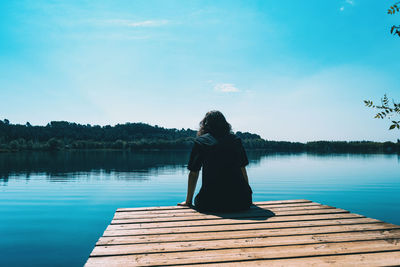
[177, 201, 192, 207]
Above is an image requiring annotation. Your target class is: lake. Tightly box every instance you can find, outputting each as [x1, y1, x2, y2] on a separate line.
[0, 151, 399, 266]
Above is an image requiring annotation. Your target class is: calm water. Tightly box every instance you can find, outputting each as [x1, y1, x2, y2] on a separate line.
[0, 151, 399, 266]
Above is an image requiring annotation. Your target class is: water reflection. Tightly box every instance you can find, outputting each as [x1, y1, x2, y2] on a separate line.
[1, 151, 397, 185]
[0, 151, 193, 183]
[0, 150, 267, 184]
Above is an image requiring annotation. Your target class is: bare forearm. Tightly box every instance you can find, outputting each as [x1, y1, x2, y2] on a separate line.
[241, 167, 249, 184]
[185, 171, 199, 204]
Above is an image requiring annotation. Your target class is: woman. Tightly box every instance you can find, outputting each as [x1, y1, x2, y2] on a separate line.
[178, 111, 253, 212]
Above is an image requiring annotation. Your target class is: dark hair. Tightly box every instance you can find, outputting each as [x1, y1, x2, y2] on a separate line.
[197, 110, 232, 138]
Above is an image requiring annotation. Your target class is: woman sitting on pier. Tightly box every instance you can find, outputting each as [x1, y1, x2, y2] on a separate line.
[179, 110, 253, 212]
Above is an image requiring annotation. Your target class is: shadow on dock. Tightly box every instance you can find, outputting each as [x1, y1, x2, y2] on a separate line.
[196, 204, 275, 221]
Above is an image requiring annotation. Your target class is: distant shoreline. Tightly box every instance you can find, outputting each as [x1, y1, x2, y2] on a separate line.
[1, 120, 399, 154]
[1, 146, 399, 154]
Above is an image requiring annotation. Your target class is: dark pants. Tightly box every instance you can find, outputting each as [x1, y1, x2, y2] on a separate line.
[194, 192, 252, 213]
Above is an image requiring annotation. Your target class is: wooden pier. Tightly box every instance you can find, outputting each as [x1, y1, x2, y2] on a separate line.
[85, 199, 400, 266]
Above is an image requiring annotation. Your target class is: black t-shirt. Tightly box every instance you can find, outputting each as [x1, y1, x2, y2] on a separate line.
[187, 133, 252, 212]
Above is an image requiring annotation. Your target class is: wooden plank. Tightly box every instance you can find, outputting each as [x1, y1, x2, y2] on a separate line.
[108, 213, 364, 230]
[116, 202, 324, 214]
[100, 223, 399, 242]
[111, 213, 364, 229]
[111, 208, 350, 224]
[103, 218, 382, 237]
[113, 204, 328, 220]
[113, 203, 324, 217]
[85, 239, 400, 266]
[187, 251, 400, 267]
[106, 217, 380, 234]
[91, 229, 400, 256]
[116, 199, 311, 212]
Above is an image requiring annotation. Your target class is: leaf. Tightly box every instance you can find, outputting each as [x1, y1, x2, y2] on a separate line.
[389, 124, 396, 130]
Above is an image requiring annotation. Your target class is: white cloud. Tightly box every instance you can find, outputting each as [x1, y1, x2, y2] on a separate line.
[127, 20, 169, 27]
[214, 83, 240, 93]
[105, 19, 169, 27]
[340, 0, 354, 11]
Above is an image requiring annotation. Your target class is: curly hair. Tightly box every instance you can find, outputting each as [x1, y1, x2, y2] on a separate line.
[197, 110, 232, 138]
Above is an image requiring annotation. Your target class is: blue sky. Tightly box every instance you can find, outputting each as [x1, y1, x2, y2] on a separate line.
[1, 0, 399, 142]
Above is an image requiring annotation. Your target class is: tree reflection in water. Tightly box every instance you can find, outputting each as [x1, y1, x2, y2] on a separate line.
[0, 150, 276, 184]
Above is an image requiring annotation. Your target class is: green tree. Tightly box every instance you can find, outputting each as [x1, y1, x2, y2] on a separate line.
[47, 138, 64, 151]
[388, 2, 400, 36]
[364, 3, 400, 130]
[365, 95, 400, 130]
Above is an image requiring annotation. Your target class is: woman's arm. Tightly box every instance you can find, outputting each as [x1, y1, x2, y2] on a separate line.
[178, 170, 199, 206]
[241, 167, 249, 185]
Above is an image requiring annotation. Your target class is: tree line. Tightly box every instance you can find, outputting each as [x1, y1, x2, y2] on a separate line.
[0, 119, 399, 153]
